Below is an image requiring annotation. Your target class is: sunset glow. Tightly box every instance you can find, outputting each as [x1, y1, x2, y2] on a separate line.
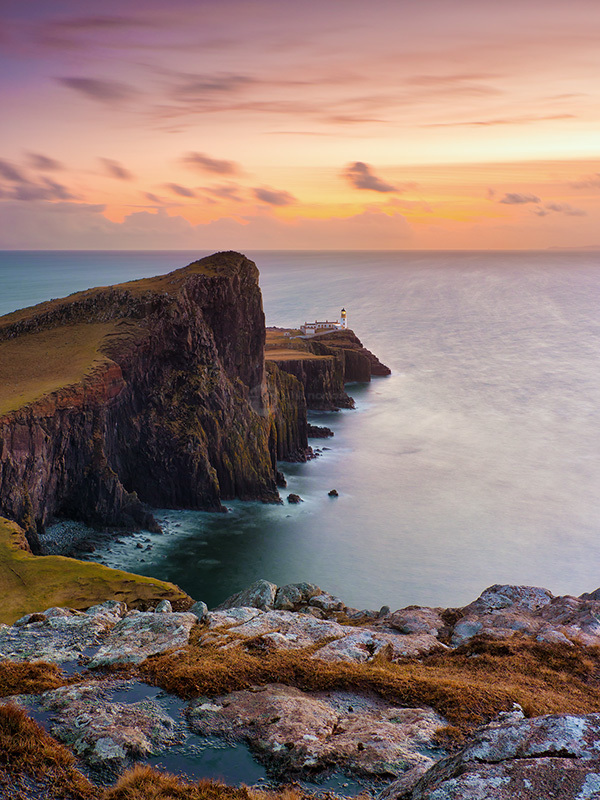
[1, 0, 599, 249]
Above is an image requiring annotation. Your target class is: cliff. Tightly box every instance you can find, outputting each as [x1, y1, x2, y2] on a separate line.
[0, 252, 306, 546]
[265, 326, 391, 411]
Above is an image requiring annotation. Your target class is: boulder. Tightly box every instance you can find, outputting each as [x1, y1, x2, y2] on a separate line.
[381, 712, 600, 800]
[216, 579, 278, 611]
[273, 582, 322, 611]
[287, 493, 303, 504]
[88, 611, 197, 667]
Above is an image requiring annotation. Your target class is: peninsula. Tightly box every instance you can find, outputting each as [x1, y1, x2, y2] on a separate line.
[0, 251, 388, 616]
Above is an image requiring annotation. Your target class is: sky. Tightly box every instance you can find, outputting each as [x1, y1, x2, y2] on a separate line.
[1, 0, 599, 250]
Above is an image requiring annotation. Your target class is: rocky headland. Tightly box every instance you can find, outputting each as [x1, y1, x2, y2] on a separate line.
[3, 578, 600, 799]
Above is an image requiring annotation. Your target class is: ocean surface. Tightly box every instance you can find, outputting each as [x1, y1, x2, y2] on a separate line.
[2, 249, 600, 611]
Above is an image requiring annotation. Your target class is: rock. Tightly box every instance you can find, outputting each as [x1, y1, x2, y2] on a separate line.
[287, 493, 303, 504]
[309, 593, 345, 613]
[188, 684, 444, 779]
[308, 424, 334, 438]
[385, 712, 600, 800]
[216, 579, 278, 611]
[381, 608, 445, 636]
[154, 599, 172, 613]
[463, 584, 554, 615]
[328, 489, 339, 497]
[189, 600, 209, 622]
[273, 582, 322, 611]
[11, 680, 178, 777]
[88, 611, 197, 667]
[0, 604, 125, 664]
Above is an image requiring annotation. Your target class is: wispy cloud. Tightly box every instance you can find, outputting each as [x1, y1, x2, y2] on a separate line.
[252, 186, 296, 206]
[343, 162, 396, 193]
[545, 202, 586, 216]
[100, 158, 135, 180]
[0, 159, 28, 183]
[26, 153, 64, 171]
[182, 152, 240, 175]
[56, 77, 138, 104]
[499, 193, 541, 205]
[423, 113, 575, 128]
[571, 173, 600, 189]
[204, 184, 244, 202]
[164, 183, 196, 198]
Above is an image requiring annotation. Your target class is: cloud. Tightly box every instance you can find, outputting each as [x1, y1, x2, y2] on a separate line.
[343, 162, 397, 193]
[423, 113, 575, 128]
[167, 72, 256, 99]
[571, 173, 600, 190]
[0, 159, 28, 183]
[164, 183, 196, 198]
[545, 203, 586, 217]
[100, 158, 135, 180]
[144, 192, 163, 204]
[56, 77, 138, 104]
[182, 152, 240, 175]
[0, 202, 412, 250]
[204, 184, 244, 202]
[27, 153, 64, 171]
[499, 193, 541, 205]
[252, 187, 296, 206]
[9, 178, 77, 202]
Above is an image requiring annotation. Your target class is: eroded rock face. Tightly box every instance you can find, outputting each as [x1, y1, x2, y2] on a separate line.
[382, 712, 600, 800]
[188, 684, 445, 779]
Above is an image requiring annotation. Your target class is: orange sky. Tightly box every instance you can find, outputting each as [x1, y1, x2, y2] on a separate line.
[1, 0, 599, 249]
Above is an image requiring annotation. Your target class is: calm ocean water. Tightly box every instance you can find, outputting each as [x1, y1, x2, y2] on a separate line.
[2, 249, 600, 610]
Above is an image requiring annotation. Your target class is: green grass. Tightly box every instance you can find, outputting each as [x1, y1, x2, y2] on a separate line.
[0, 322, 117, 416]
[0, 518, 192, 625]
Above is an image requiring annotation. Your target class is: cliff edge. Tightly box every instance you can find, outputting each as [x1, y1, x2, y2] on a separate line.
[0, 252, 306, 547]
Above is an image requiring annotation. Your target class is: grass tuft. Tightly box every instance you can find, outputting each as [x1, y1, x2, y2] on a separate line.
[140, 629, 600, 732]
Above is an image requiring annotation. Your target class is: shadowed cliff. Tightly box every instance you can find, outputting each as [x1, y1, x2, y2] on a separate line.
[0, 252, 307, 547]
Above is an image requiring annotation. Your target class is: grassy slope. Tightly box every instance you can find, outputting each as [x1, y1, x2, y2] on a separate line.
[0, 321, 117, 416]
[0, 518, 191, 624]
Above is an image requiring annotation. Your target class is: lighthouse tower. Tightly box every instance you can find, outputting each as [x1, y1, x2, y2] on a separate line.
[340, 308, 347, 329]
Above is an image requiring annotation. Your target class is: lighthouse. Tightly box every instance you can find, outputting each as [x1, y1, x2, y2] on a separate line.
[340, 308, 347, 328]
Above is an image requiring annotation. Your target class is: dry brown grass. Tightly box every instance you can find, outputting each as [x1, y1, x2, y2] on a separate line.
[104, 765, 305, 800]
[139, 631, 600, 731]
[0, 703, 96, 799]
[0, 661, 69, 697]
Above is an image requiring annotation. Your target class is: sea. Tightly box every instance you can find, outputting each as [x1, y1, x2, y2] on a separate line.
[2, 249, 600, 612]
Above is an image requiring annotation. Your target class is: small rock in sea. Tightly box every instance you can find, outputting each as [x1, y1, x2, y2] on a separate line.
[287, 493, 303, 504]
[328, 489, 339, 497]
[136, 543, 143, 549]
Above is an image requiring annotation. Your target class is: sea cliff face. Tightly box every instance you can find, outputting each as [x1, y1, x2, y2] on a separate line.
[0, 252, 306, 545]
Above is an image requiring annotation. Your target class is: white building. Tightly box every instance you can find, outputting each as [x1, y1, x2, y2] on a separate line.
[300, 308, 347, 336]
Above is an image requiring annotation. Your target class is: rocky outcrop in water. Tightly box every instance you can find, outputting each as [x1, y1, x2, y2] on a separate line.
[0, 253, 310, 545]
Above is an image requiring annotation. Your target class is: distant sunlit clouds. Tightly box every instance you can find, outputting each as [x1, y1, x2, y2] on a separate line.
[0, 0, 599, 249]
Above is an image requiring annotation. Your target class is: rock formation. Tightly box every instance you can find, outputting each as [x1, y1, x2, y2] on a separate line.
[5, 580, 600, 798]
[0, 253, 311, 547]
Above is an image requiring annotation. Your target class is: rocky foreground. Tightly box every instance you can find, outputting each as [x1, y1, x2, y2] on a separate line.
[4, 580, 600, 799]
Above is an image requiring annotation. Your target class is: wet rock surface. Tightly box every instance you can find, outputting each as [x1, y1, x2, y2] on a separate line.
[8, 680, 179, 779]
[188, 684, 445, 780]
[6, 582, 600, 797]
